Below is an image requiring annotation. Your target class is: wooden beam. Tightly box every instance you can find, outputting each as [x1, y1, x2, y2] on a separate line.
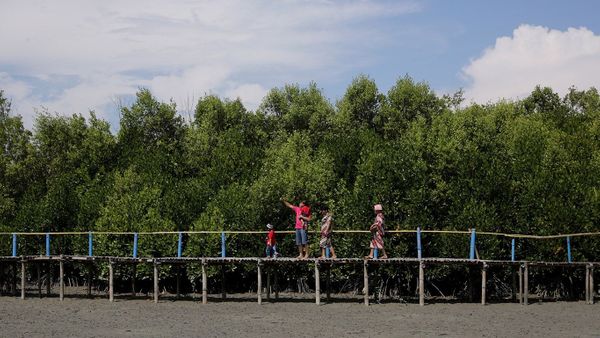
[176, 265, 180, 300]
[518, 264, 523, 304]
[87, 262, 92, 298]
[590, 266, 595, 305]
[266, 267, 271, 301]
[131, 263, 136, 297]
[274, 269, 279, 300]
[326, 264, 331, 302]
[37, 262, 41, 298]
[221, 265, 226, 299]
[46, 262, 50, 296]
[586, 265, 590, 304]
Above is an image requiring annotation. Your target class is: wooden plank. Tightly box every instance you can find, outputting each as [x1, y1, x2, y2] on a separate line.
[221, 265, 226, 299]
[46, 262, 50, 296]
[201, 259, 207, 304]
[37, 262, 41, 298]
[176, 265, 180, 300]
[12, 262, 18, 296]
[363, 260, 369, 306]
[87, 262, 92, 298]
[108, 261, 114, 302]
[274, 269, 279, 300]
[315, 260, 320, 305]
[419, 261, 425, 306]
[20, 261, 25, 300]
[131, 263, 136, 297]
[326, 265, 331, 302]
[59, 259, 64, 301]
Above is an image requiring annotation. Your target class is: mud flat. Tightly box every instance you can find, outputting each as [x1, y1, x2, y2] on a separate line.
[0, 295, 598, 337]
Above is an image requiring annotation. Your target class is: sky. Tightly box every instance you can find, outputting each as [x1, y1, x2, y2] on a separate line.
[1, 0, 600, 129]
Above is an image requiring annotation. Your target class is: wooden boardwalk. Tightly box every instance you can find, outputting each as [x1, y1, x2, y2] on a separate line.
[0, 255, 596, 306]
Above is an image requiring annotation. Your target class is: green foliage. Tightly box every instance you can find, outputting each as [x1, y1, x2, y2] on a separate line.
[1, 79, 600, 290]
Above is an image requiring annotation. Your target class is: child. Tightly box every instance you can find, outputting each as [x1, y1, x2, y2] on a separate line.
[319, 205, 336, 259]
[367, 204, 388, 259]
[265, 223, 279, 258]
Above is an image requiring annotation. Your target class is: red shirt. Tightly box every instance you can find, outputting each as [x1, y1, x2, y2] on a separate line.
[266, 229, 276, 245]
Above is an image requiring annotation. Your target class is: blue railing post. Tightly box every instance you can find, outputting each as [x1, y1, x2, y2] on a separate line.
[221, 232, 226, 258]
[469, 228, 476, 260]
[46, 233, 50, 256]
[417, 227, 422, 259]
[88, 232, 93, 257]
[133, 233, 138, 258]
[12, 233, 17, 257]
[567, 236, 572, 263]
[177, 232, 183, 258]
[511, 238, 515, 262]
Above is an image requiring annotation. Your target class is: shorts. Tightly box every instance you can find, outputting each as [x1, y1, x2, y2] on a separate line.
[295, 229, 308, 246]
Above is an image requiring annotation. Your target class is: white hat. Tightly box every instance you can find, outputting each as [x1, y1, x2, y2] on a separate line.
[266, 223, 274, 229]
[374, 204, 383, 211]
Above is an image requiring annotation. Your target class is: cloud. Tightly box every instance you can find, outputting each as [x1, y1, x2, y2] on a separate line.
[462, 25, 600, 103]
[0, 0, 420, 128]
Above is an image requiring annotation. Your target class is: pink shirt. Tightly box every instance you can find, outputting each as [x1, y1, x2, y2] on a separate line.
[292, 206, 303, 229]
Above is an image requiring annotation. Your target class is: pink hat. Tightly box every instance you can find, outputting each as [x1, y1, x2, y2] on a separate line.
[374, 204, 383, 211]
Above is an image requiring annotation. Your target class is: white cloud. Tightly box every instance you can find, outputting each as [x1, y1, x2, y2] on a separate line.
[0, 0, 420, 128]
[463, 25, 600, 103]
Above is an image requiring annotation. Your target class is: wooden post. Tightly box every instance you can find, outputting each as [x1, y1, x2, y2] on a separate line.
[59, 259, 64, 301]
[585, 265, 590, 304]
[523, 263, 528, 305]
[221, 265, 226, 299]
[266, 267, 271, 300]
[20, 261, 25, 300]
[511, 267, 517, 301]
[131, 263, 136, 297]
[37, 262, 42, 298]
[87, 262, 92, 298]
[12, 262, 18, 296]
[274, 268, 279, 300]
[481, 263, 487, 305]
[326, 264, 331, 302]
[176, 265, 181, 300]
[590, 266, 595, 305]
[315, 260, 321, 305]
[419, 261, 425, 306]
[153, 261, 159, 303]
[257, 260, 262, 305]
[201, 259, 207, 304]
[363, 259, 369, 306]
[46, 262, 50, 296]
[108, 261, 114, 302]
[518, 264, 523, 304]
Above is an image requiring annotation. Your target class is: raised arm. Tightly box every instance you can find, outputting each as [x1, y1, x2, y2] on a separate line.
[281, 198, 294, 209]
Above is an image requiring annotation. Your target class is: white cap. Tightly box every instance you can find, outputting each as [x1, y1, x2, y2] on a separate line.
[374, 204, 383, 211]
[266, 223, 274, 229]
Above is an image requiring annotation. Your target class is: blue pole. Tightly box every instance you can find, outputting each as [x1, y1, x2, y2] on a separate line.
[133, 233, 138, 258]
[417, 227, 422, 259]
[46, 233, 50, 257]
[221, 232, 226, 258]
[12, 233, 17, 257]
[567, 236, 572, 263]
[511, 238, 515, 262]
[469, 228, 476, 260]
[374, 248, 379, 259]
[88, 232, 93, 257]
[177, 232, 183, 258]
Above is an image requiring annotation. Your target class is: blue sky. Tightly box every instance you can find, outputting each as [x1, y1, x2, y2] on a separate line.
[1, 0, 599, 129]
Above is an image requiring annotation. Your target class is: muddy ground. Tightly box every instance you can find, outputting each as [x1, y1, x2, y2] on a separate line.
[1, 290, 599, 337]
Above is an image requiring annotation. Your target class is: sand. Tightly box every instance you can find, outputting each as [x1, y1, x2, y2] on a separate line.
[1, 295, 599, 337]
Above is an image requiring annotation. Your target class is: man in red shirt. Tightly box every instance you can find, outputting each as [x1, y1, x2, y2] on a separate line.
[282, 198, 311, 259]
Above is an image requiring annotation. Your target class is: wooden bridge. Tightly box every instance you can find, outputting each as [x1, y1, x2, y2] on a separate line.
[0, 255, 596, 306]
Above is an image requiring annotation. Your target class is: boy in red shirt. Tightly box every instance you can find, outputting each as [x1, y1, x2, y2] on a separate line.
[265, 223, 279, 258]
